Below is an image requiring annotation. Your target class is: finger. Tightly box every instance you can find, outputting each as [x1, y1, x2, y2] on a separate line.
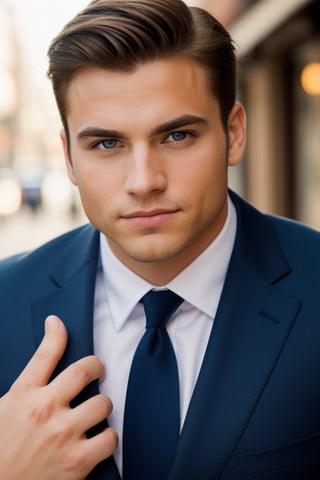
[47, 355, 105, 404]
[81, 427, 118, 470]
[13, 315, 68, 389]
[66, 428, 118, 477]
[71, 394, 113, 435]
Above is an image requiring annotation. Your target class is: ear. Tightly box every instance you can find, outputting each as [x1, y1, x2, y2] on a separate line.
[60, 130, 77, 185]
[227, 102, 246, 167]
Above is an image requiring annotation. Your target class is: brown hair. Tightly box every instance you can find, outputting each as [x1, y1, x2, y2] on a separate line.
[47, 0, 237, 138]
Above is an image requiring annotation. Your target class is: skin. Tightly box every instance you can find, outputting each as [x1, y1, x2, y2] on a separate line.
[0, 316, 118, 479]
[61, 58, 246, 285]
[0, 57, 246, 478]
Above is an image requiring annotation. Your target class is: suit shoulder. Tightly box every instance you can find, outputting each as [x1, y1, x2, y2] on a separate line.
[0, 224, 93, 275]
[266, 213, 320, 265]
[230, 191, 320, 272]
[267, 213, 320, 242]
[230, 189, 320, 248]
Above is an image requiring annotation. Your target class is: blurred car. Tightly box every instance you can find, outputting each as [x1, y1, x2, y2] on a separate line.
[19, 172, 44, 212]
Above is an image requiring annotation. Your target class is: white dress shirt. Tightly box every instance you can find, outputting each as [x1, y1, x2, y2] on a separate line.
[93, 196, 237, 474]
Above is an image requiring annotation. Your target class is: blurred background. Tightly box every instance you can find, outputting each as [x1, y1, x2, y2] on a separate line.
[0, 0, 320, 258]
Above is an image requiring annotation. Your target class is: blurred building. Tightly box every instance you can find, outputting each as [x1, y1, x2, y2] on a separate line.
[0, 0, 81, 219]
[193, 0, 320, 229]
[0, 1, 18, 168]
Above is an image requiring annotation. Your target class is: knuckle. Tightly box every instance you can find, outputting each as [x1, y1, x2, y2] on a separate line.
[102, 428, 119, 456]
[51, 418, 74, 446]
[70, 362, 91, 385]
[33, 345, 61, 372]
[30, 396, 56, 424]
[106, 427, 118, 448]
[64, 446, 90, 475]
[70, 356, 104, 385]
[91, 355, 105, 376]
[34, 344, 50, 359]
[96, 394, 113, 415]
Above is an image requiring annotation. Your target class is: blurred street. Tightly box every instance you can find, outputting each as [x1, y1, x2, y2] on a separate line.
[0, 207, 86, 259]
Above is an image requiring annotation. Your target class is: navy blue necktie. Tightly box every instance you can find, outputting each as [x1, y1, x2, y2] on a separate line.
[123, 290, 183, 480]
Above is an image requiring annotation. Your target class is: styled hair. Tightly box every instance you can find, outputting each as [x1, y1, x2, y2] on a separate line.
[47, 0, 237, 137]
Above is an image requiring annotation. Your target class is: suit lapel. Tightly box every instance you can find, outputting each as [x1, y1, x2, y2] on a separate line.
[31, 225, 120, 480]
[31, 225, 100, 369]
[169, 193, 302, 480]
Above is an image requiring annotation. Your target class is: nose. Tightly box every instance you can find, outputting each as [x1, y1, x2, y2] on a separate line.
[124, 146, 167, 197]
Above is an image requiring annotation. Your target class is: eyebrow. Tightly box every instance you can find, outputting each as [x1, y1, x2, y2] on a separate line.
[150, 114, 208, 136]
[77, 128, 122, 142]
[77, 114, 208, 142]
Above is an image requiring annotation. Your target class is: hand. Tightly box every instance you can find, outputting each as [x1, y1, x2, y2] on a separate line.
[0, 315, 118, 480]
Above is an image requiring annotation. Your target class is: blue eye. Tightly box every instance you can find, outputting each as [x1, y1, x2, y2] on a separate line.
[169, 131, 188, 142]
[97, 139, 118, 150]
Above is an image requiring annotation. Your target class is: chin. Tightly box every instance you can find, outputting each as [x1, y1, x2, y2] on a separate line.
[122, 241, 182, 263]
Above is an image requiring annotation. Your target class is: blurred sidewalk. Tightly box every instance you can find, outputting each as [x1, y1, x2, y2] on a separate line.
[0, 208, 86, 259]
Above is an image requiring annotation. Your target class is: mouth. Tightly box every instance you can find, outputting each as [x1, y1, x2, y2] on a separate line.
[121, 209, 179, 228]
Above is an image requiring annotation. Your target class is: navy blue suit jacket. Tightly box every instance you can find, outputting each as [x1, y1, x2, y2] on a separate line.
[1, 191, 320, 479]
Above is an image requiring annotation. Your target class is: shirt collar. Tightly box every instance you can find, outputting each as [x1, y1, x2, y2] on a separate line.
[100, 195, 237, 330]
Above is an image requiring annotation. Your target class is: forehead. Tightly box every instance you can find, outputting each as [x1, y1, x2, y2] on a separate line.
[65, 58, 219, 131]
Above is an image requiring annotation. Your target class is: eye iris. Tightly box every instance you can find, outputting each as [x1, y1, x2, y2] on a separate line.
[172, 132, 186, 141]
[102, 139, 117, 149]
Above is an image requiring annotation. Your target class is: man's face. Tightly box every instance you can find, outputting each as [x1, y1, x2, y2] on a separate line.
[62, 58, 246, 284]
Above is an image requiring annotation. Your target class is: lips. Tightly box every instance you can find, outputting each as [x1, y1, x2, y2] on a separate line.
[124, 209, 174, 218]
[122, 209, 179, 228]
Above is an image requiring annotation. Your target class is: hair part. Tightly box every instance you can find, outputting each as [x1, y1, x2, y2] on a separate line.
[47, 0, 237, 140]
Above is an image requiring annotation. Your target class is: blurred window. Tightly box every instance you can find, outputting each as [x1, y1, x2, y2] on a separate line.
[293, 37, 320, 229]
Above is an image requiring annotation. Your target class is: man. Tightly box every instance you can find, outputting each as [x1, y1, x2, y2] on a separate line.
[0, 0, 319, 478]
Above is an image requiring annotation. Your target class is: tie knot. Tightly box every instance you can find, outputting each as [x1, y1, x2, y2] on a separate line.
[141, 290, 183, 328]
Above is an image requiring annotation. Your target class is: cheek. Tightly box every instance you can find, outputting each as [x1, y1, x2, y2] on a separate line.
[72, 172, 112, 219]
[71, 158, 117, 199]
[186, 153, 227, 192]
[79, 180, 111, 206]
[190, 161, 228, 214]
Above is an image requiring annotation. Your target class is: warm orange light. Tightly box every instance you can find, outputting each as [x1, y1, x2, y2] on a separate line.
[301, 62, 320, 96]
